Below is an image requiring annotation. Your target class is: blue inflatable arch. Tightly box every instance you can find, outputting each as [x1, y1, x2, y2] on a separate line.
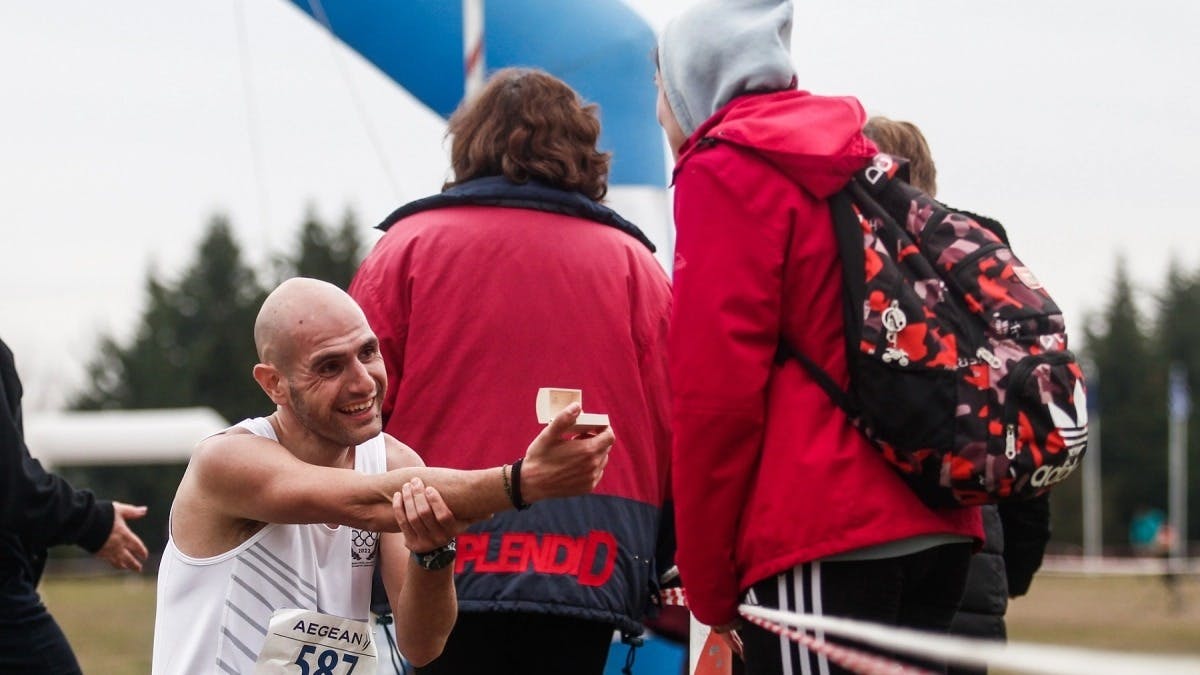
[285, 0, 666, 188]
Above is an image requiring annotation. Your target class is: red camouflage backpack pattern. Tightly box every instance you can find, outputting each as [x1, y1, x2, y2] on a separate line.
[783, 153, 1088, 506]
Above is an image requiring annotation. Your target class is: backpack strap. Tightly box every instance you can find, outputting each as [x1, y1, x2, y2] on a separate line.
[776, 187, 866, 421]
[776, 340, 858, 418]
[776, 154, 913, 421]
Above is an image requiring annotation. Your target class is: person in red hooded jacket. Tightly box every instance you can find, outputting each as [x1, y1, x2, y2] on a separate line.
[654, 2, 983, 673]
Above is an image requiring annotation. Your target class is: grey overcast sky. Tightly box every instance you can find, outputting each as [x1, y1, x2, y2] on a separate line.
[2, 1, 1197, 410]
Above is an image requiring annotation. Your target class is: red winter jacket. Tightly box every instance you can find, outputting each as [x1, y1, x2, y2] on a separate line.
[669, 90, 983, 627]
[349, 178, 672, 633]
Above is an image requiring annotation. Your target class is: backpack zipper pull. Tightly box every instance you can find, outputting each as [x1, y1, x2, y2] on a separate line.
[881, 301, 911, 366]
[1005, 424, 1017, 459]
[976, 346, 1002, 369]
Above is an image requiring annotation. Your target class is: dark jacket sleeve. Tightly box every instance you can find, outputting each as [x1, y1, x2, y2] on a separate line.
[998, 494, 1051, 597]
[1, 338, 114, 554]
[949, 505, 1008, 640]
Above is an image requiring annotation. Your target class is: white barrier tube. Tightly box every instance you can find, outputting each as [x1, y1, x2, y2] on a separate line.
[739, 605, 1200, 675]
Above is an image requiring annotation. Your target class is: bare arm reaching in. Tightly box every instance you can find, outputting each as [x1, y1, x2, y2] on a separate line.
[170, 401, 611, 558]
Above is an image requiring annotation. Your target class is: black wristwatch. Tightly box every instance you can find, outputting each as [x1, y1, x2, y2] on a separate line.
[411, 539, 457, 571]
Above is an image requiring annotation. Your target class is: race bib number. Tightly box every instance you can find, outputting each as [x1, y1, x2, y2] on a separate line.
[255, 608, 377, 675]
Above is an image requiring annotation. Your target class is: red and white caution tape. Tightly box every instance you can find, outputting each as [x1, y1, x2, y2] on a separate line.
[662, 587, 932, 675]
[738, 609, 933, 675]
[659, 587, 688, 608]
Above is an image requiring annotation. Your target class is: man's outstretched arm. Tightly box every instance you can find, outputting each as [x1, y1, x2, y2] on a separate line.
[189, 403, 612, 532]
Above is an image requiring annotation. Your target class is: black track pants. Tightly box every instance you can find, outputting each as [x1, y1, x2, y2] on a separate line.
[741, 543, 972, 675]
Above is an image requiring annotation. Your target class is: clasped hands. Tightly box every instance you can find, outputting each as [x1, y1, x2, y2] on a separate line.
[390, 403, 614, 555]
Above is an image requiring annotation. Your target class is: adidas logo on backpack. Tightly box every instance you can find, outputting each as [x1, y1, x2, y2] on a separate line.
[783, 153, 1089, 506]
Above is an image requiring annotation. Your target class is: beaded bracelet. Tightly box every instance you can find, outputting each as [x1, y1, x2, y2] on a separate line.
[501, 464, 513, 505]
[510, 458, 530, 510]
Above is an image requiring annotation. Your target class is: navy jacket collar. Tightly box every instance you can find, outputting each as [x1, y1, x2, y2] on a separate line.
[376, 177, 656, 253]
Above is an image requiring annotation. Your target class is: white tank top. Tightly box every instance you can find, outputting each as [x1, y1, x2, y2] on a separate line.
[152, 418, 387, 675]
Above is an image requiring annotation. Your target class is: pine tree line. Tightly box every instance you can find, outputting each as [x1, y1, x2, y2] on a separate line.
[72, 208, 364, 422]
[1054, 256, 1200, 551]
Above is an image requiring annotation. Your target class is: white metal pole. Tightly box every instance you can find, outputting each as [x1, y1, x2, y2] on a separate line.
[462, 0, 485, 99]
[1083, 414, 1102, 567]
[1082, 363, 1102, 569]
[1168, 363, 1189, 572]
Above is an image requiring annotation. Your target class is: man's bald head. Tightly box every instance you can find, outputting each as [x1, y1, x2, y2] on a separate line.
[254, 277, 370, 368]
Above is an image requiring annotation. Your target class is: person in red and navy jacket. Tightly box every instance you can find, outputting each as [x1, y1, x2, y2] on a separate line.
[654, 1, 983, 674]
[350, 68, 672, 675]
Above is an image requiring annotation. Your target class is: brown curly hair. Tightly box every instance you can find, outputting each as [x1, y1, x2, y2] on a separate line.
[444, 68, 611, 201]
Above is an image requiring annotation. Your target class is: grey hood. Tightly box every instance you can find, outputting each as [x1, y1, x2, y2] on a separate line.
[658, 0, 797, 138]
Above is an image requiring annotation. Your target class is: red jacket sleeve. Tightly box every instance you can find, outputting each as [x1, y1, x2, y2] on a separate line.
[669, 149, 792, 626]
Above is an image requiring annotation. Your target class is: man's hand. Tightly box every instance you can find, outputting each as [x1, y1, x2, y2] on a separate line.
[520, 402, 614, 503]
[392, 478, 475, 554]
[95, 502, 149, 572]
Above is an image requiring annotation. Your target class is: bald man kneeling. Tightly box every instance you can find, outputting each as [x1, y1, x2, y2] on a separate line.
[151, 277, 613, 675]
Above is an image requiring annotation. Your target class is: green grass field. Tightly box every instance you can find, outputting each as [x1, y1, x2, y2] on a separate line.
[1005, 572, 1200, 655]
[42, 576, 157, 674]
[41, 572, 1200, 674]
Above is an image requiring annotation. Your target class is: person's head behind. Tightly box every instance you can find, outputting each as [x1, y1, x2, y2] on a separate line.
[444, 67, 610, 201]
[655, 0, 796, 149]
[252, 277, 385, 448]
[862, 116, 938, 197]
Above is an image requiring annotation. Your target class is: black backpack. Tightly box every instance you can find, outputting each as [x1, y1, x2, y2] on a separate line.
[782, 153, 1088, 506]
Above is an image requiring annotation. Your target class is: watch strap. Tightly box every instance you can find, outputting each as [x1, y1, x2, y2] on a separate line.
[410, 539, 457, 570]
